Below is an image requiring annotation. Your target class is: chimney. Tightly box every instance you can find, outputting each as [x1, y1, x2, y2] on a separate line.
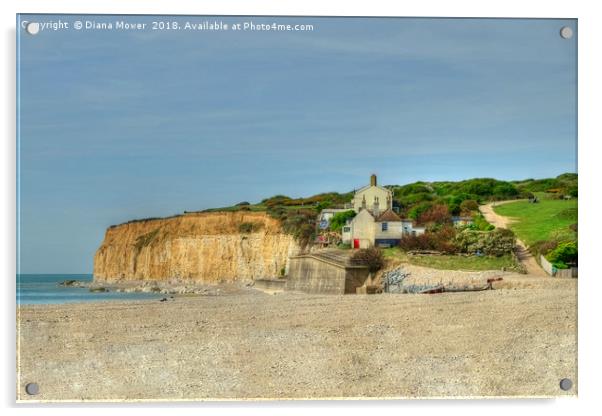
[370, 174, 377, 187]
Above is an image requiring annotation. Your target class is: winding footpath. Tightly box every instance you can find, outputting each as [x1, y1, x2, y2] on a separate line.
[479, 201, 548, 277]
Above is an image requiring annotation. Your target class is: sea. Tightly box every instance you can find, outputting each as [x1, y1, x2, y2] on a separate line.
[17, 274, 164, 305]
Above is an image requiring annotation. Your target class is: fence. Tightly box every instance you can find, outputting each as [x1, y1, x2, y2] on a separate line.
[540, 255, 578, 278]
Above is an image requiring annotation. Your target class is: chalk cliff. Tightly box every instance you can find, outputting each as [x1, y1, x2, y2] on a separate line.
[93, 212, 300, 282]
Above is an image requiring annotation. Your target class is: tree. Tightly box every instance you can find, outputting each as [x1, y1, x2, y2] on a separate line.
[460, 199, 479, 212]
[417, 204, 451, 226]
[329, 210, 356, 231]
[350, 247, 385, 273]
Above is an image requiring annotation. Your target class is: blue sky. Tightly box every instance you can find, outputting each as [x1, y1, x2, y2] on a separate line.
[17, 16, 577, 273]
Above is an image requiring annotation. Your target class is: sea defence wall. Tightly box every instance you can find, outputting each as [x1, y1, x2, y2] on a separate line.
[93, 211, 300, 283]
[286, 251, 370, 294]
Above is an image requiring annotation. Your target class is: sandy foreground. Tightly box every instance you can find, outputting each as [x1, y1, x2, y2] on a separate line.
[17, 275, 576, 401]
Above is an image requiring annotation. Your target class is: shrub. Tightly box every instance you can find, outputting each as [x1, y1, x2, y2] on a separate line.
[531, 240, 559, 259]
[350, 247, 385, 273]
[329, 210, 356, 231]
[270, 209, 318, 249]
[460, 199, 479, 212]
[454, 228, 516, 256]
[470, 214, 495, 231]
[315, 201, 332, 213]
[546, 241, 578, 268]
[399, 226, 458, 254]
[236, 201, 251, 206]
[408, 201, 433, 221]
[417, 204, 451, 226]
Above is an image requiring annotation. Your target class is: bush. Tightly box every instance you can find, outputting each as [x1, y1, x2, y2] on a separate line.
[408, 201, 433, 221]
[417, 204, 451, 226]
[460, 199, 479, 212]
[546, 241, 578, 268]
[470, 214, 495, 231]
[531, 240, 559, 259]
[454, 228, 516, 256]
[236, 201, 251, 206]
[269, 209, 317, 249]
[399, 226, 458, 254]
[350, 247, 385, 273]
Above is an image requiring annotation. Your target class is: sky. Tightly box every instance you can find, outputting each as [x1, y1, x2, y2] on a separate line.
[17, 16, 577, 273]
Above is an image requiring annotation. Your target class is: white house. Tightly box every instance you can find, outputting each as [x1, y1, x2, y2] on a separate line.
[351, 174, 393, 214]
[342, 174, 425, 248]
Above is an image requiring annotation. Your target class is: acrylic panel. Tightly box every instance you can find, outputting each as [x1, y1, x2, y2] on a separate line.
[16, 14, 577, 401]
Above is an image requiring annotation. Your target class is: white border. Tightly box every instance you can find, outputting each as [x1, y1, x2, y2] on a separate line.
[3, 1, 601, 415]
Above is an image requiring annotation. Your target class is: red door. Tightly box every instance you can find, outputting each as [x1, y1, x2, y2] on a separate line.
[353, 239, 360, 249]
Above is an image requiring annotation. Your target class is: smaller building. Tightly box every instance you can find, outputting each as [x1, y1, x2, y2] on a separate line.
[342, 208, 425, 248]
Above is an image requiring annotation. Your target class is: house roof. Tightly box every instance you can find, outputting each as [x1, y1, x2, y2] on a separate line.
[354, 184, 393, 195]
[376, 209, 402, 222]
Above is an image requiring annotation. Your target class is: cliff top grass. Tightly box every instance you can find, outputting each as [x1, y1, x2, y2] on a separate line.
[492, 195, 577, 246]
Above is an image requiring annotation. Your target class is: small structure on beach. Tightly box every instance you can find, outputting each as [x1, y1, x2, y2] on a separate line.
[286, 250, 371, 294]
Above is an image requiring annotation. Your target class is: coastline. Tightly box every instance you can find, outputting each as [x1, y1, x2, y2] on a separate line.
[17, 276, 577, 401]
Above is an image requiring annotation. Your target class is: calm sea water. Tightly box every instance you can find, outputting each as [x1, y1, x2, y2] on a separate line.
[16, 274, 164, 305]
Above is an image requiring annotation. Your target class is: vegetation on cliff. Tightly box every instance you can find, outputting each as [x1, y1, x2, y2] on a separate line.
[104, 173, 576, 254]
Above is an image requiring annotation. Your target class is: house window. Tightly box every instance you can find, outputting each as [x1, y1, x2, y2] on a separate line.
[381, 222, 388, 231]
[343, 226, 351, 232]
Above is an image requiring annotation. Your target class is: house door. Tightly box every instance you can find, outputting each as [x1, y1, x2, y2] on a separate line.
[353, 239, 360, 249]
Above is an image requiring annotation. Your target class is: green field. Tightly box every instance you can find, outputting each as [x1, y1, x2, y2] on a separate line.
[383, 248, 519, 271]
[493, 197, 577, 246]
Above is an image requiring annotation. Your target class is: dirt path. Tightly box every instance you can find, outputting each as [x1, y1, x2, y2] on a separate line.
[479, 201, 548, 277]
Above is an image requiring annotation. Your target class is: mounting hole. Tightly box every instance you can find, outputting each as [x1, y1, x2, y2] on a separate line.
[25, 382, 39, 395]
[559, 378, 573, 391]
[25, 22, 40, 35]
[560, 26, 573, 39]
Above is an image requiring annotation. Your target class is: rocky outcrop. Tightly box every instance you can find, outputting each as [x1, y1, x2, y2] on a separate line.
[93, 212, 300, 283]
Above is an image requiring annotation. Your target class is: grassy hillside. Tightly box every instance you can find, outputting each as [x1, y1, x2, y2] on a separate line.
[493, 196, 577, 246]
[383, 248, 520, 271]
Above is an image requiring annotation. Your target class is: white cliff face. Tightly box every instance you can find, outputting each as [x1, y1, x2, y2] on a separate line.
[93, 212, 300, 282]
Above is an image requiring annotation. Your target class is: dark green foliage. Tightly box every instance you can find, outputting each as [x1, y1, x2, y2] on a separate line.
[454, 228, 516, 256]
[329, 210, 356, 231]
[469, 214, 495, 231]
[514, 173, 578, 196]
[315, 201, 332, 213]
[262, 195, 293, 207]
[350, 247, 385, 273]
[408, 201, 433, 220]
[238, 222, 263, 233]
[546, 241, 578, 269]
[109, 215, 182, 229]
[236, 201, 251, 206]
[262, 192, 353, 209]
[268, 208, 317, 249]
[391, 178, 522, 221]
